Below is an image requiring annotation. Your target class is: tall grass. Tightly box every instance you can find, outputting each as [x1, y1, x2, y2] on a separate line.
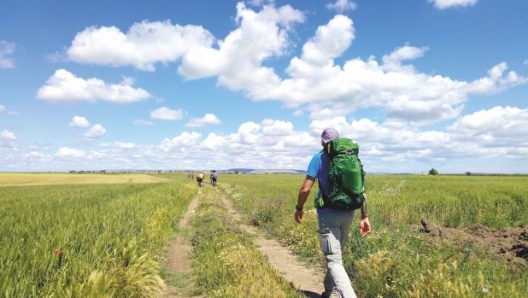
[0, 174, 194, 297]
[367, 175, 527, 229]
[2, 173, 526, 297]
[218, 173, 528, 297]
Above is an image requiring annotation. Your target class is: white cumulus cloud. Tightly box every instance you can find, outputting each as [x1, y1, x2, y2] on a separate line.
[25, 151, 52, 163]
[114, 141, 136, 149]
[261, 119, 294, 136]
[67, 21, 215, 71]
[36, 69, 150, 103]
[159, 131, 202, 152]
[151, 107, 185, 120]
[381, 44, 428, 72]
[84, 124, 106, 139]
[178, 2, 305, 90]
[186, 113, 221, 127]
[1, 129, 17, 148]
[449, 106, 528, 137]
[300, 15, 354, 66]
[69, 116, 90, 128]
[52, 3, 526, 131]
[56, 147, 86, 159]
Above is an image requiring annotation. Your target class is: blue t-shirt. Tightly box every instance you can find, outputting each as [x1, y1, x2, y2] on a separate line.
[306, 151, 337, 214]
[306, 151, 329, 196]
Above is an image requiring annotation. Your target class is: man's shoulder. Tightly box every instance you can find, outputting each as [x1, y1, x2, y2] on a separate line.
[307, 151, 325, 173]
[313, 150, 329, 162]
[308, 151, 323, 164]
[313, 150, 324, 158]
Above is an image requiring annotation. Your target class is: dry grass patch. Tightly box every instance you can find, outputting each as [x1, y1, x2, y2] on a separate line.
[0, 173, 168, 186]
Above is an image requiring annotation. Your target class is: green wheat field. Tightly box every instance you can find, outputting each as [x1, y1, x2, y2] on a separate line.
[1, 172, 527, 297]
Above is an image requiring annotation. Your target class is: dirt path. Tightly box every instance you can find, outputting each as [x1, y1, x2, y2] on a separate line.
[162, 188, 203, 298]
[218, 187, 324, 297]
[162, 184, 324, 298]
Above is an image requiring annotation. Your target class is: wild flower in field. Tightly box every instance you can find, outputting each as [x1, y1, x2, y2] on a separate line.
[55, 248, 63, 268]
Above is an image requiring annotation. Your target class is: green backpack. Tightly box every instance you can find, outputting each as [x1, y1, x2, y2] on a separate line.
[315, 138, 366, 210]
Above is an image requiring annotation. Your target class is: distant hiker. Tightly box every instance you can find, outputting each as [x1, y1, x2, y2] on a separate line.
[197, 172, 204, 187]
[295, 128, 371, 298]
[211, 170, 218, 186]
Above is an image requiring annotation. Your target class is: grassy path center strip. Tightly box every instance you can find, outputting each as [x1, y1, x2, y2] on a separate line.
[217, 185, 325, 295]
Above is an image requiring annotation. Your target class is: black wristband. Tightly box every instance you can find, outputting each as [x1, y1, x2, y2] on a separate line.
[295, 205, 303, 211]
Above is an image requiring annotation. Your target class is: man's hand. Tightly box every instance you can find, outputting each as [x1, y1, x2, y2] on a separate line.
[359, 216, 371, 237]
[295, 209, 303, 223]
[295, 176, 314, 224]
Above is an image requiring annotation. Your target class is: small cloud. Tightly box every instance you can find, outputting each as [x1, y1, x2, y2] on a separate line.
[247, 0, 274, 6]
[69, 116, 90, 128]
[326, 0, 357, 13]
[382, 44, 428, 72]
[25, 151, 52, 162]
[133, 119, 155, 126]
[429, 0, 478, 10]
[114, 141, 136, 149]
[1, 129, 17, 148]
[186, 113, 221, 127]
[84, 124, 106, 139]
[46, 51, 65, 63]
[1, 130, 16, 140]
[0, 104, 16, 115]
[382, 44, 428, 66]
[292, 109, 304, 117]
[150, 107, 184, 120]
[0, 41, 15, 69]
[56, 147, 86, 159]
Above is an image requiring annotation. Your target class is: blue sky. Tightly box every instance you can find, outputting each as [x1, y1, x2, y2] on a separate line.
[1, 0, 527, 174]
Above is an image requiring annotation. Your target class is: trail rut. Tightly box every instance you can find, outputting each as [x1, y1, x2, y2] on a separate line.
[162, 188, 203, 298]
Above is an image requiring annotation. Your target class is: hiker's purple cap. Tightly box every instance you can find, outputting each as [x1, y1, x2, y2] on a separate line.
[321, 128, 339, 143]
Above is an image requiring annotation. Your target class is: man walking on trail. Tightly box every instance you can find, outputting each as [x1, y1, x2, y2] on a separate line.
[295, 128, 371, 298]
[197, 172, 204, 187]
[210, 170, 218, 186]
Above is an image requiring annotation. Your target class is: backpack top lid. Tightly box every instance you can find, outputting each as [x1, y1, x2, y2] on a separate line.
[324, 138, 359, 158]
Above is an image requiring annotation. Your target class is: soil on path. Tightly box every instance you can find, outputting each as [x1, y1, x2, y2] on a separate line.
[162, 188, 202, 298]
[162, 185, 325, 298]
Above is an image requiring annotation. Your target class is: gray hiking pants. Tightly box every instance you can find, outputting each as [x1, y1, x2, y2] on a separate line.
[318, 209, 358, 298]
